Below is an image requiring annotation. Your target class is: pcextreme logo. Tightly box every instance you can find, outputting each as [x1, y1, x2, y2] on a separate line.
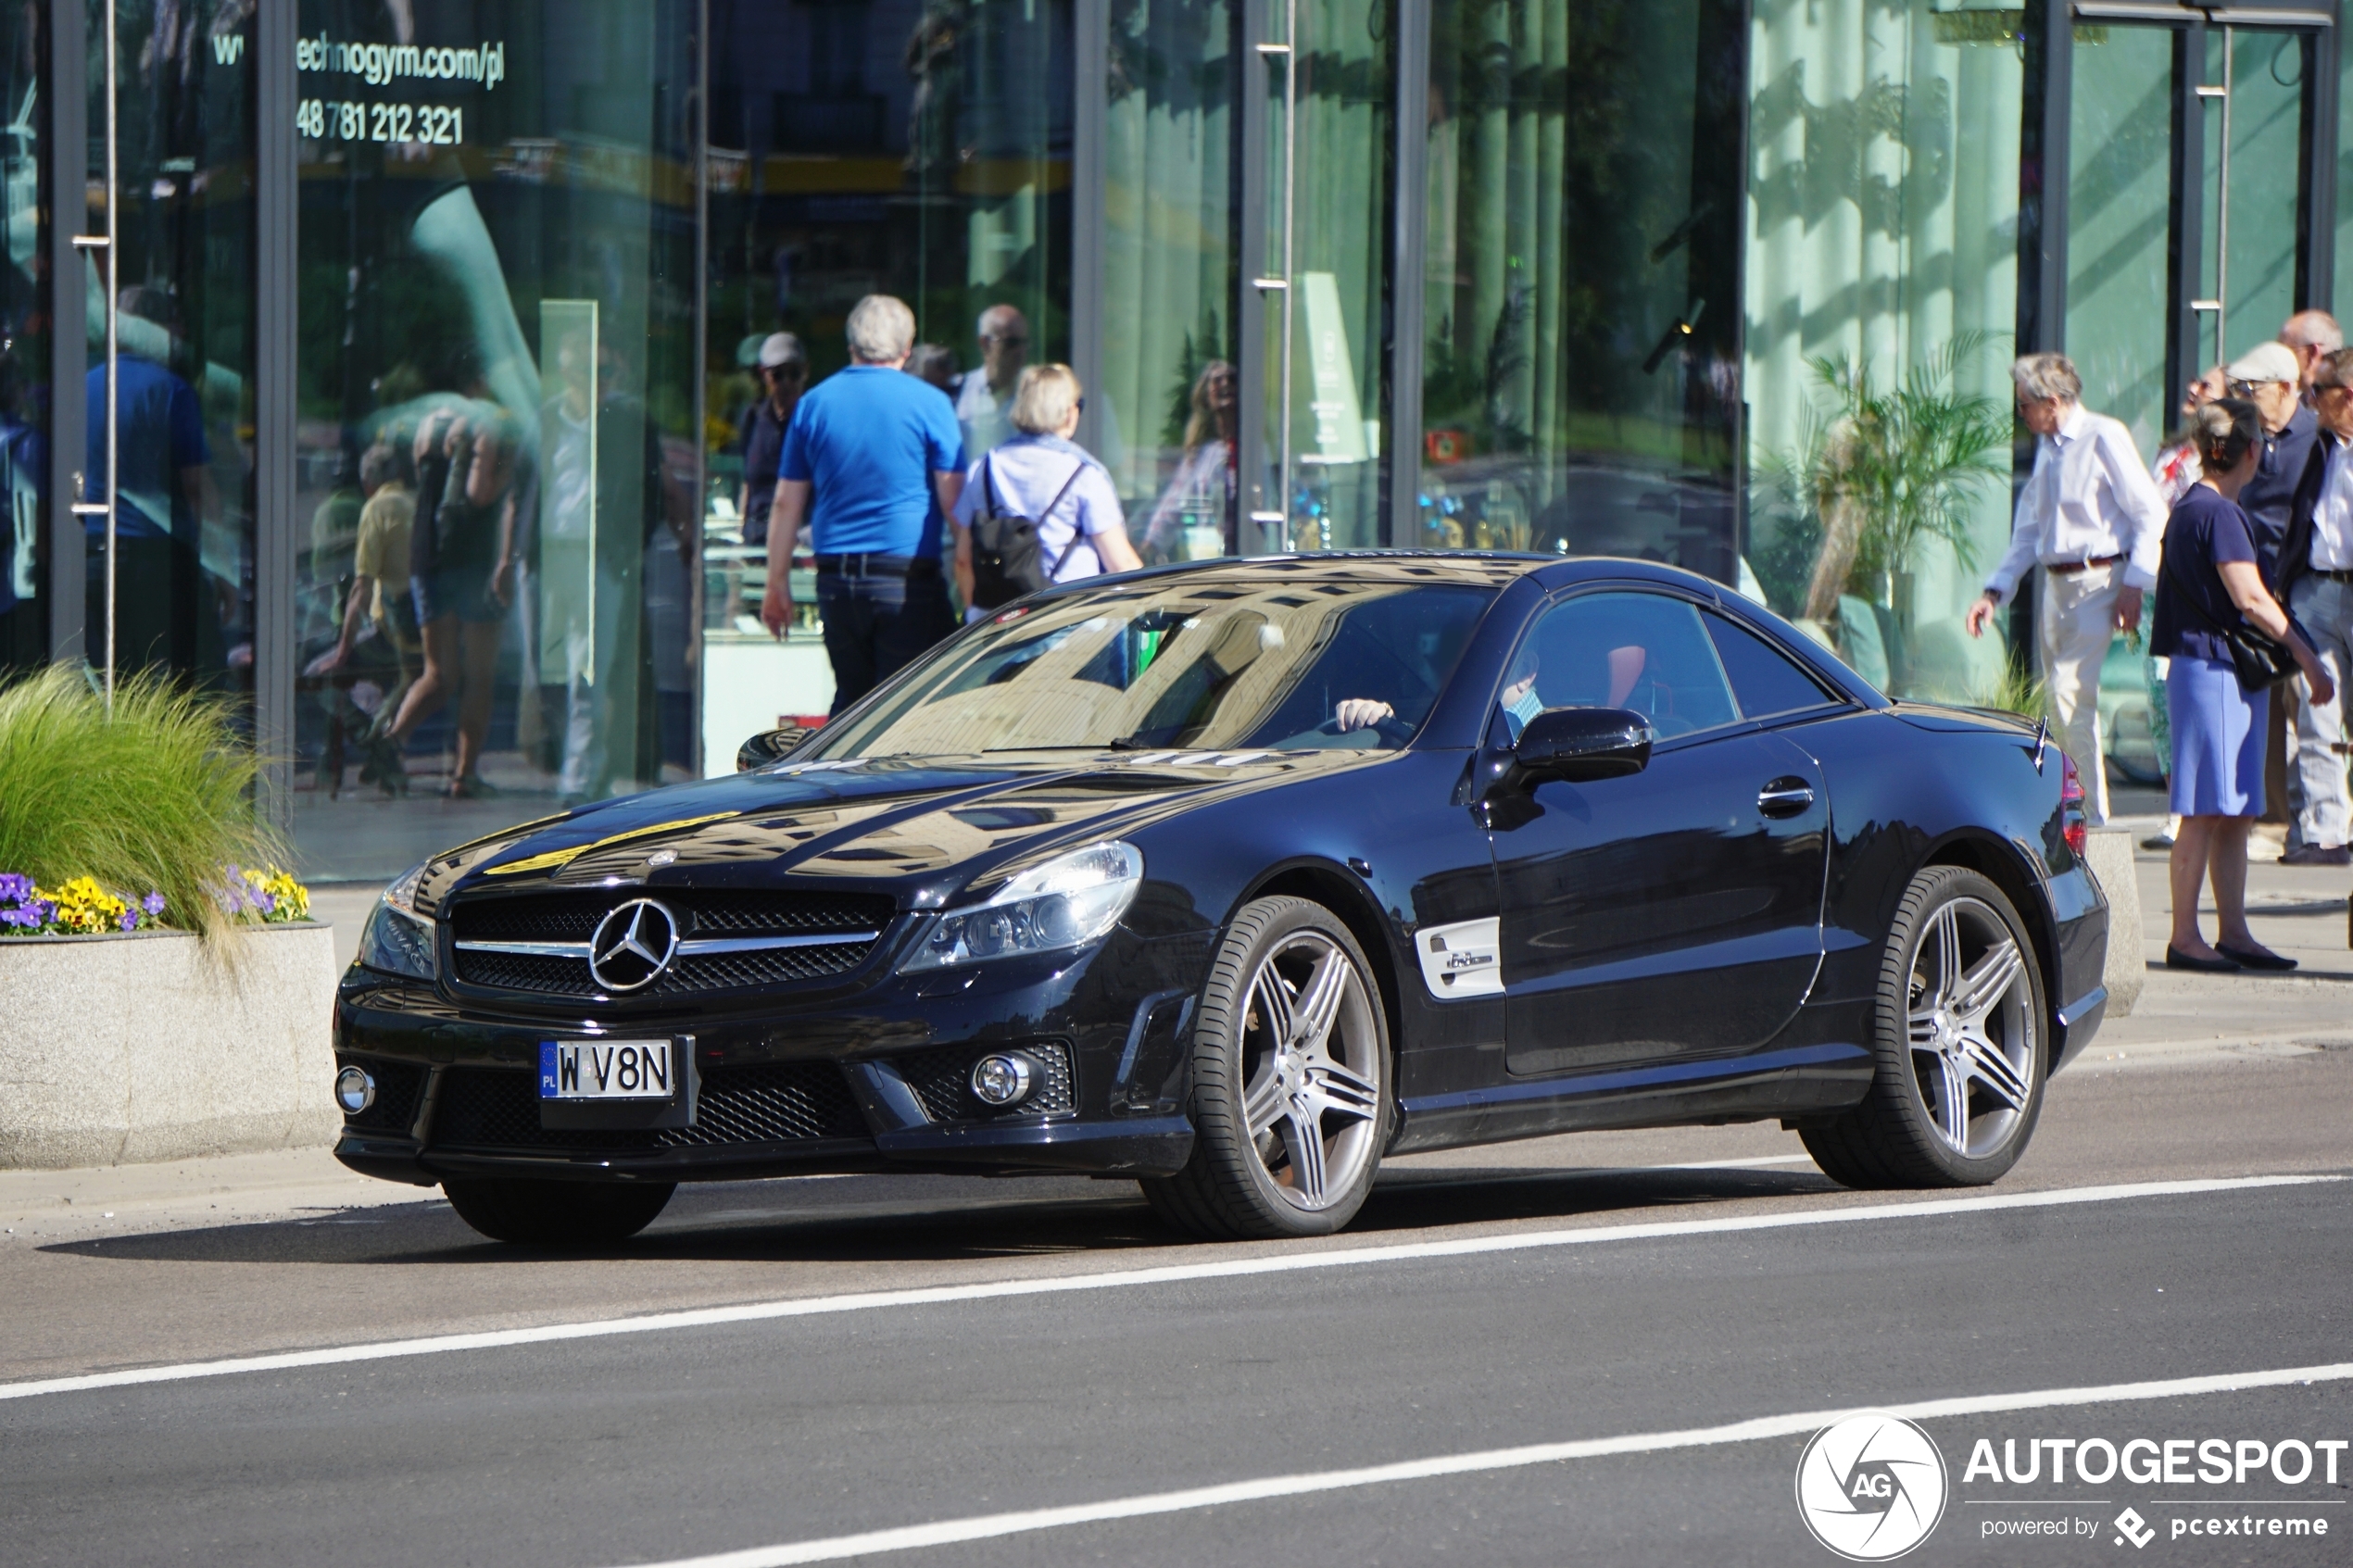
[1795, 1411, 1950, 1561]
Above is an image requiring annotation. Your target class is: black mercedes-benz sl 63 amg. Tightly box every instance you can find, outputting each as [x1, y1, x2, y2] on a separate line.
[333, 554, 2109, 1246]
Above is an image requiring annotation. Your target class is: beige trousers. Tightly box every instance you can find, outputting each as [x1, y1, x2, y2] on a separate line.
[2036, 563, 2116, 824]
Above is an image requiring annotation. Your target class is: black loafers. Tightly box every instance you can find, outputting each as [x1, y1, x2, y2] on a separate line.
[2165, 946, 2241, 972]
[2216, 942, 2298, 972]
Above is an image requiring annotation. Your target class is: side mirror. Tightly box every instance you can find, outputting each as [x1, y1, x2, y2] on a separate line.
[737, 726, 813, 771]
[1512, 707, 1654, 784]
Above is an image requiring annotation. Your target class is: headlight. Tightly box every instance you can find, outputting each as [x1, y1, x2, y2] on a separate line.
[902, 841, 1142, 972]
[359, 860, 437, 981]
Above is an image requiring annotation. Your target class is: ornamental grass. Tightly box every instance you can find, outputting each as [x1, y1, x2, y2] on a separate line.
[0, 665, 288, 945]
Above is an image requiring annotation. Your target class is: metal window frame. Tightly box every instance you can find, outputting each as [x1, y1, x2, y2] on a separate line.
[255, 0, 296, 831]
[1385, 0, 1428, 551]
[44, 0, 84, 664]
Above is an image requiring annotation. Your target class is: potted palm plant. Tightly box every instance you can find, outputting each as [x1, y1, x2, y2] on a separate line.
[0, 668, 337, 1169]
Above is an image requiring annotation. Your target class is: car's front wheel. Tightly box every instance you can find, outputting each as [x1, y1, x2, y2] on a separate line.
[1801, 865, 2047, 1188]
[1141, 897, 1392, 1240]
[443, 1178, 675, 1247]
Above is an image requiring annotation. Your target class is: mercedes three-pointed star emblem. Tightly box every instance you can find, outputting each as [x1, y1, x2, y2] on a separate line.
[588, 898, 680, 993]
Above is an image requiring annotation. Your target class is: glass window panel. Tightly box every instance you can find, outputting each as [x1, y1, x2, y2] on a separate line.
[0, 1, 44, 673]
[2221, 27, 2303, 366]
[1104, 0, 1238, 566]
[293, 0, 699, 881]
[91, 0, 255, 702]
[1744, 2, 2020, 704]
[1705, 611, 1832, 719]
[2067, 24, 2174, 454]
[1520, 591, 1738, 738]
[1265, 0, 1390, 554]
[701, 0, 1073, 759]
[1424, 0, 1741, 579]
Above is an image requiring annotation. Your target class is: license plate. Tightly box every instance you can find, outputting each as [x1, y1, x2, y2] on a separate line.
[539, 1039, 676, 1101]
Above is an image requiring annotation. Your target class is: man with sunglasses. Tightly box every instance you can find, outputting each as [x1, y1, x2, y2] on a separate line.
[2222, 339, 2322, 846]
[738, 332, 807, 551]
[953, 304, 1031, 461]
[2274, 345, 2353, 864]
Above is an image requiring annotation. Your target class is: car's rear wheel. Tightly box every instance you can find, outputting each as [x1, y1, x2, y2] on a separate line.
[1802, 866, 2047, 1189]
[442, 1178, 675, 1247]
[1141, 897, 1391, 1240]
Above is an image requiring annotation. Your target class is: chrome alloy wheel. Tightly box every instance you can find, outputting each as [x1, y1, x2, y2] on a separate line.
[1236, 931, 1384, 1211]
[1906, 896, 2037, 1159]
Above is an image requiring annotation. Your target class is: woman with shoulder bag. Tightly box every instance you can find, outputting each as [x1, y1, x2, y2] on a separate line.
[2155, 398, 2336, 972]
[951, 364, 1143, 621]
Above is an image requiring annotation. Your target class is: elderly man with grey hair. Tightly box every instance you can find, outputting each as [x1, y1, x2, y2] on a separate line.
[953, 303, 1031, 459]
[761, 294, 965, 712]
[1965, 351, 2169, 823]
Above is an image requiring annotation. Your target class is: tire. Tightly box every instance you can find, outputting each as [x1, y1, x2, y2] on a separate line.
[442, 1178, 676, 1247]
[1802, 866, 2048, 1189]
[1140, 897, 1393, 1240]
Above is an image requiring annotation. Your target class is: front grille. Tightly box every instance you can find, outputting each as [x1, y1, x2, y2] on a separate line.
[447, 891, 897, 999]
[427, 1062, 869, 1152]
[898, 1040, 1076, 1123]
[339, 1054, 428, 1133]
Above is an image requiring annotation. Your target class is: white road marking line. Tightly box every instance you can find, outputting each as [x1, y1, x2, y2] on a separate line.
[598, 1360, 2353, 1568]
[0, 1173, 2332, 1404]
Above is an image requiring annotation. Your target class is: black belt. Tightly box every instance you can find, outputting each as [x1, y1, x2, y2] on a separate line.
[2044, 555, 2121, 576]
[813, 553, 939, 578]
[2306, 567, 2353, 583]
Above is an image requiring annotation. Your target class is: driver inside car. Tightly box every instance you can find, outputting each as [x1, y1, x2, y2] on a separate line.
[1332, 641, 1647, 742]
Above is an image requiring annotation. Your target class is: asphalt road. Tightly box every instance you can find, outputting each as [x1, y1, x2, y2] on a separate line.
[2, 1026, 2349, 1568]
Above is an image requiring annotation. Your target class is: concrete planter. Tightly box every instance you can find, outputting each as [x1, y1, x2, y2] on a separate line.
[2082, 829, 2143, 1020]
[0, 922, 339, 1169]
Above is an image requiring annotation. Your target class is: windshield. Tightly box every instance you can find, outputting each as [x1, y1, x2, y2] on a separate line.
[809, 578, 1496, 757]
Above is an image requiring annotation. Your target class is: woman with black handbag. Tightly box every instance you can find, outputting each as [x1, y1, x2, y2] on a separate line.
[951, 365, 1143, 621]
[2155, 398, 2336, 971]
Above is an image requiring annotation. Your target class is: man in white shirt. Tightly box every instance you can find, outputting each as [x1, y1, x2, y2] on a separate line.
[2276, 346, 2353, 864]
[1964, 352, 2169, 824]
[953, 304, 1029, 460]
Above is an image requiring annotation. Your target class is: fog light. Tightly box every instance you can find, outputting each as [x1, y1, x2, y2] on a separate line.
[970, 1052, 1036, 1108]
[335, 1065, 376, 1115]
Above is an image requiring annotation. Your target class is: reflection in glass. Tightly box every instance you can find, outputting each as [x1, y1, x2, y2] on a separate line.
[294, 0, 698, 882]
[1744, 3, 2020, 702]
[1266, 0, 1390, 554]
[90, 0, 254, 700]
[0, 2, 44, 674]
[2218, 27, 2301, 368]
[1424, 0, 1740, 578]
[1103, 0, 1238, 562]
[2067, 26, 2174, 454]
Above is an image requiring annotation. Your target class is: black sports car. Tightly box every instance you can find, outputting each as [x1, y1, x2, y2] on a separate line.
[333, 555, 2109, 1246]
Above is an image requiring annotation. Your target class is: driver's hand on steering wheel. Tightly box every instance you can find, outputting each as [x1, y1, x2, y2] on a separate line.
[1333, 698, 1395, 733]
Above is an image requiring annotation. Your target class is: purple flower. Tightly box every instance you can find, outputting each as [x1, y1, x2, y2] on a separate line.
[1, 908, 32, 928]
[255, 890, 277, 915]
[0, 872, 30, 903]
[143, 891, 166, 916]
[119, 910, 139, 932]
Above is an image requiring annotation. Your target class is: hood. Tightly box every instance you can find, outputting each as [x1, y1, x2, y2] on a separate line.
[411, 748, 1378, 915]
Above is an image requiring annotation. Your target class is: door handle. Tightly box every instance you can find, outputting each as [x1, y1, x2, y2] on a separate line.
[1757, 778, 1815, 818]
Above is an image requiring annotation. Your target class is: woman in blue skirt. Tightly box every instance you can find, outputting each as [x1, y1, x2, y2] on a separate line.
[2154, 400, 2335, 971]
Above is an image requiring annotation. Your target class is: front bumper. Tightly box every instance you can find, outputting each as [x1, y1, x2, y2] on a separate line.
[332, 931, 1208, 1185]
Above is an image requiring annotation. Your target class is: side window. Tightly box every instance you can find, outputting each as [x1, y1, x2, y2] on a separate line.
[1705, 612, 1835, 720]
[1516, 592, 1739, 739]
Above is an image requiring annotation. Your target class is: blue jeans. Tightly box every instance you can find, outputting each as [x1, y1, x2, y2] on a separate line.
[816, 568, 953, 713]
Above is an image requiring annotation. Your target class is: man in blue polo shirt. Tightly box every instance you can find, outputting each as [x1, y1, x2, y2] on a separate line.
[760, 295, 964, 711]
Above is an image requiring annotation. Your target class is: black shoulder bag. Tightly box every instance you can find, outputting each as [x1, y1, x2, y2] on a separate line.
[2160, 546, 2299, 693]
[968, 455, 1088, 611]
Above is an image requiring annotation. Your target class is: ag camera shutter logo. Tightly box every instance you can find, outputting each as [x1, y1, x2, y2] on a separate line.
[1794, 1411, 1949, 1561]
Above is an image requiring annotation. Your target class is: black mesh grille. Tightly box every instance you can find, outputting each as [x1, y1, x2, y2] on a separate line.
[426, 1063, 869, 1152]
[448, 891, 896, 998]
[663, 1061, 867, 1146]
[338, 1054, 428, 1133]
[898, 1041, 1076, 1123]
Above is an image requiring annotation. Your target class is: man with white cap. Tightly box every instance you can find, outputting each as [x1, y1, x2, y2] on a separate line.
[1965, 351, 2169, 824]
[738, 332, 807, 552]
[2225, 338, 2322, 837]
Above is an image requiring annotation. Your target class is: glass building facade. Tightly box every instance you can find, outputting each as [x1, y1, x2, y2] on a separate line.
[1, 0, 2344, 880]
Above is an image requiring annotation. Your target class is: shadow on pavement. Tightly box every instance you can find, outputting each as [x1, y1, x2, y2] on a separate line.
[35, 1161, 1839, 1270]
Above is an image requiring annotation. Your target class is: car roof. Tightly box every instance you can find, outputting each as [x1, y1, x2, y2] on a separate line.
[1086, 551, 1711, 594]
